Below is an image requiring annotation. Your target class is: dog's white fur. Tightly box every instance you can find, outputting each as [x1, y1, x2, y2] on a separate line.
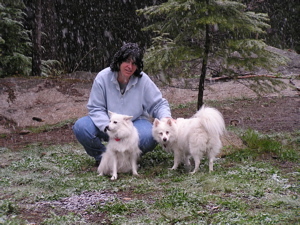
[152, 106, 225, 174]
[97, 111, 141, 180]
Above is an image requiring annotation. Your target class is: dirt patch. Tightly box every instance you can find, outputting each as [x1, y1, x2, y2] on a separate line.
[171, 95, 300, 132]
[19, 190, 114, 224]
[1, 46, 300, 149]
[0, 74, 299, 150]
[0, 77, 92, 130]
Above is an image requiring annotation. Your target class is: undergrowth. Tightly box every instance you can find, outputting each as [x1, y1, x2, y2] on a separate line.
[229, 129, 300, 162]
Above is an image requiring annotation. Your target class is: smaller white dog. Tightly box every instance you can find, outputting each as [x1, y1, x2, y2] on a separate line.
[152, 106, 225, 174]
[97, 111, 141, 180]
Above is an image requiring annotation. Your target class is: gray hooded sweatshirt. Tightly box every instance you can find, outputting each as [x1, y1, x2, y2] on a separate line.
[87, 67, 171, 131]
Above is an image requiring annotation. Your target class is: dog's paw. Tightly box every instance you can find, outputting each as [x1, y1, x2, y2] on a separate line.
[97, 172, 104, 176]
[170, 165, 178, 170]
[132, 172, 139, 176]
[189, 169, 199, 174]
[111, 175, 117, 180]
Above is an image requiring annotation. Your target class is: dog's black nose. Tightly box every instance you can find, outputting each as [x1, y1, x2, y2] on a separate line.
[163, 138, 167, 142]
[104, 126, 110, 132]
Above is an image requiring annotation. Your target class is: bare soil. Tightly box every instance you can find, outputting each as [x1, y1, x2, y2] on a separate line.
[0, 74, 299, 150]
[1, 46, 299, 149]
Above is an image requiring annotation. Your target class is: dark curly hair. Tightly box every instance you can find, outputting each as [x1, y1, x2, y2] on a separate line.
[110, 43, 144, 77]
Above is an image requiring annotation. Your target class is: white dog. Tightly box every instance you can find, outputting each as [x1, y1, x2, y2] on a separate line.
[97, 111, 141, 180]
[152, 106, 225, 174]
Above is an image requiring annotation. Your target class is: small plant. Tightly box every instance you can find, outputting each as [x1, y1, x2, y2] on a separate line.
[41, 212, 84, 225]
[242, 129, 281, 151]
[169, 100, 195, 109]
[0, 200, 19, 215]
[27, 118, 77, 134]
[240, 129, 299, 161]
[97, 200, 129, 215]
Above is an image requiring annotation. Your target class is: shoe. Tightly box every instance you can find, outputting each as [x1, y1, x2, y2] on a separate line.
[95, 160, 100, 167]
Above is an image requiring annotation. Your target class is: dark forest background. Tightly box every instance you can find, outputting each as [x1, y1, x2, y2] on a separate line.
[23, 0, 167, 73]
[1, 0, 299, 76]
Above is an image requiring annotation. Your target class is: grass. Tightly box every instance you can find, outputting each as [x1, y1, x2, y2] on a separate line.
[0, 129, 299, 224]
[26, 118, 77, 133]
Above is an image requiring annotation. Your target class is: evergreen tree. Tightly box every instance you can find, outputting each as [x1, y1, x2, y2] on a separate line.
[243, 0, 300, 53]
[31, 0, 42, 76]
[0, 0, 31, 77]
[138, 0, 287, 109]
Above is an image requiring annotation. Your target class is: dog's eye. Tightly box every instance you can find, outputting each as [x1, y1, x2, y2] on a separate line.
[166, 131, 169, 135]
[159, 132, 163, 136]
[113, 121, 117, 124]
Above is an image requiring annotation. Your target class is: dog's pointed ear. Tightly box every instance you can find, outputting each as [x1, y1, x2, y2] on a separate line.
[167, 118, 173, 126]
[153, 118, 160, 127]
[124, 116, 133, 121]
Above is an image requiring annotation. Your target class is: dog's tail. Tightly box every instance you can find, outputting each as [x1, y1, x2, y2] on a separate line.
[194, 105, 226, 137]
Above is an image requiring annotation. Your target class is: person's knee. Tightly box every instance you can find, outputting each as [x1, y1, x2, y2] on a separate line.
[72, 119, 83, 139]
[133, 119, 157, 153]
[73, 116, 94, 141]
[73, 116, 86, 131]
[140, 140, 157, 154]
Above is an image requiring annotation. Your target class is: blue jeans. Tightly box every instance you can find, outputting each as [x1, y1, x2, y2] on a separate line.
[72, 116, 157, 161]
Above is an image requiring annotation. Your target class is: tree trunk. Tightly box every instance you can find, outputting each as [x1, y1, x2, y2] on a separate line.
[32, 0, 42, 76]
[197, 0, 211, 110]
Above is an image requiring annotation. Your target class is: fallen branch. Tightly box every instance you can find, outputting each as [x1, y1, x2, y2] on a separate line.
[207, 74, 279, 81]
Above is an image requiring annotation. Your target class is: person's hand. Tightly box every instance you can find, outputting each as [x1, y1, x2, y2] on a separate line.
[104, 126, 109, 132]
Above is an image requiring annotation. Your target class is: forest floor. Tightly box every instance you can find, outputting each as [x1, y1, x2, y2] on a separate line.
[1, 47, 300, 150]
[0, 73, 299, 224]
[0, 73, 299, 150]
[1, 47, 300, 224]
